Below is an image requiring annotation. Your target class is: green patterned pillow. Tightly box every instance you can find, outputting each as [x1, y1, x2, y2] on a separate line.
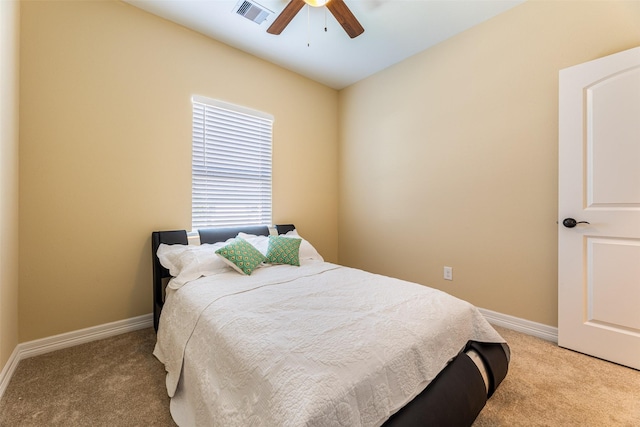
[265, 236, 302, 266]
[215, 237, 266, 275]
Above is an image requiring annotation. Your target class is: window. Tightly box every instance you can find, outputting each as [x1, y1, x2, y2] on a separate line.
[191, 96, 273, 230]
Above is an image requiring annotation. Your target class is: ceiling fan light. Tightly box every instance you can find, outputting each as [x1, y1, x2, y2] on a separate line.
[303, 0, 329, 7]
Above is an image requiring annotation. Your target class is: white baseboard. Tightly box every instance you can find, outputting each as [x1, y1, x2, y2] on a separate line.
[0, 313, 153, 400]
[479, 307, 558, 343]
[0, 346, 20, 401]
[17, 313, 153, 360]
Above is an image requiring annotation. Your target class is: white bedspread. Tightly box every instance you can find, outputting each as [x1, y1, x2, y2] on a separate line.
[154, 261, 504, 427]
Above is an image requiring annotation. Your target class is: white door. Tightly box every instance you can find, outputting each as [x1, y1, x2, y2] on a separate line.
[558, 47, 640, 370]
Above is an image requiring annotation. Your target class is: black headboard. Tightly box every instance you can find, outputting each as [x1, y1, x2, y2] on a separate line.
[151, 224, 296, 332]
[275, 223, 295, 235]
[198, 225, 269, 244]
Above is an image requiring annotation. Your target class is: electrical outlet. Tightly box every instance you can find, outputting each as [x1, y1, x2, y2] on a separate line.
[444, 266, 453, 281]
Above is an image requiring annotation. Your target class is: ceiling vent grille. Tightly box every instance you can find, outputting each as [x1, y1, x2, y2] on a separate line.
[234, 0, 272, 25]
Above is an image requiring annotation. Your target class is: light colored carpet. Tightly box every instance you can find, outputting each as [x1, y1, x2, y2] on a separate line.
[474, 327, 640, 426]
[0, 326, 638, 426]
[0, 328, 175, 426]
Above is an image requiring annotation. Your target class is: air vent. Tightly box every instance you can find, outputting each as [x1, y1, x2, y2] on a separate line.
[234, 0, 273, 25]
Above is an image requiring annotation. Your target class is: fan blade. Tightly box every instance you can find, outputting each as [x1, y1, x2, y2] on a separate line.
[267, 0, 306, 35]
[326, 0, 364, 39]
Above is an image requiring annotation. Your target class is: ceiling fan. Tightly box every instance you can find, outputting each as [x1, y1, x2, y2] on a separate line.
[267, 0, 364, 39]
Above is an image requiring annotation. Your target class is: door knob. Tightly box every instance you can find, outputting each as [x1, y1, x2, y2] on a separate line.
[562, 218, 590, 228]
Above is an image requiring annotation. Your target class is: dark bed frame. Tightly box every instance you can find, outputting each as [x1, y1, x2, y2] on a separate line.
[151, 224, 509, 427]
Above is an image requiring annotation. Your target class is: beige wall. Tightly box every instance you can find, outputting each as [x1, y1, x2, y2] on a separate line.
[338, 0, 640, 326]
[0, 0, 20, 369]
[18, 0, 338, 342]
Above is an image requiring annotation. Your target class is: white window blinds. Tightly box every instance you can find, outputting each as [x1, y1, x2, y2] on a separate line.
[192, 96, 273, 230]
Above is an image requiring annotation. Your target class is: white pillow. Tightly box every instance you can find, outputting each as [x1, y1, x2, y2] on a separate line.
[157, 242, 230, 289]
[284, 229, 324, 261]
[237, 232, 269, 255]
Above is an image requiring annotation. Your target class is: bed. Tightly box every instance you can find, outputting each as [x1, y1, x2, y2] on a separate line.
[152, 224, 509, 426]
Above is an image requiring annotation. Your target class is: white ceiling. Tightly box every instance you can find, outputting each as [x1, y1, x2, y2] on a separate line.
[124, 0, 525, 90]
